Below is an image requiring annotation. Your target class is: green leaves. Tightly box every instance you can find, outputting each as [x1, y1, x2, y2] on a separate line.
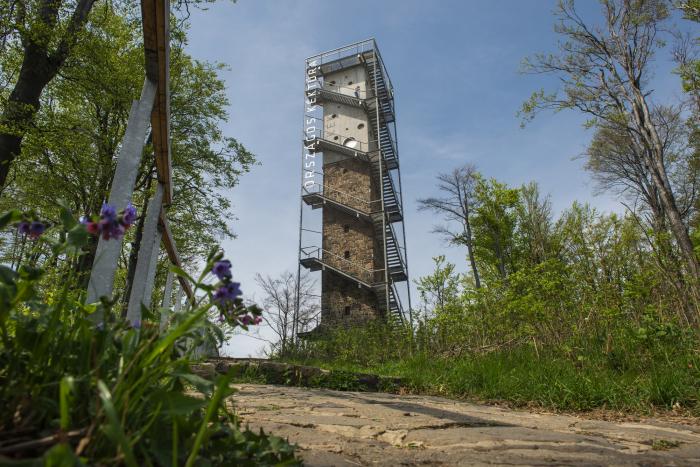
[59, 376, 75, 431]
[57, 200, 89, 252]
[161, 392, 207, 416]
[185, 370, 235, 467]
[97, 380, 138, 467]
[58, 200, 78, 231]
[0, 209, 22, 230]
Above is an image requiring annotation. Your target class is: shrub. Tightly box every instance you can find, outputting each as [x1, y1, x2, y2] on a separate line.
[0, 208, 299, 465]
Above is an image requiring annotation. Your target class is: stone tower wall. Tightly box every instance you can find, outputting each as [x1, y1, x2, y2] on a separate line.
[320, 64, 383, 325]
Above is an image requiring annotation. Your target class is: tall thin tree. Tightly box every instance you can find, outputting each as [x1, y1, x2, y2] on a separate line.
[522, 0, 700, 281]
[418, 164, 481, 288]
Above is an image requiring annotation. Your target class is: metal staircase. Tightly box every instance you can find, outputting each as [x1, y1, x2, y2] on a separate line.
[370, 154, 402, 222]
[362, 53, 394, 124]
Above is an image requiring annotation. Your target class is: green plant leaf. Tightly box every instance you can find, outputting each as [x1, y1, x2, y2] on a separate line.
[0, 210, 22, 230]
[58, 200, 78, 230]
[169, 265, 196, 285]
[161, 392, 207, 416]
[0, 265, 18, 285]
[18, 265, 43, 281]
[97, 380, 138, 467]
[144, 307, 208, 367]
[60, 376, 75, 430]
[44, 443, 86, 466]
[67, 224, 89, 249]
[185, 370, 235, 467]
[171, 371, 215, 394]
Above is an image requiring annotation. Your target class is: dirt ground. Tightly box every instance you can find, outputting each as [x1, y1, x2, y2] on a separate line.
[230, 384, 700, 466]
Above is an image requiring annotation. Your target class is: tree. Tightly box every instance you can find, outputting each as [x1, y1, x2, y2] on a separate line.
[0, 0, 98, 190]
[522, 0, 700, 281]
[418, 164, 482, 288]
[676, 1, 700, 110]
[415, 255, 461, 318]
[255, 271, 319, 355]
[0, 2, 256, 304]
[472, 177, 520, 281]
[584, 105, 698, 231]
[516, 182, 555, 267]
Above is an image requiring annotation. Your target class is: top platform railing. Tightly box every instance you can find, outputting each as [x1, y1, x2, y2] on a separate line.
[306, 39, 394, 103]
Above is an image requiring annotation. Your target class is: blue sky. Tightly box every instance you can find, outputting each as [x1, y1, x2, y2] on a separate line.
[184, 0, 691, 356]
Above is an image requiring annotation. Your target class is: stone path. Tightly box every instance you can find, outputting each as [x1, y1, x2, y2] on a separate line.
[231, 384, 700, 466]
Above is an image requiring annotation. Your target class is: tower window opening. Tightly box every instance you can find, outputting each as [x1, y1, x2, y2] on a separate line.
[330, 113, 337, 119]
[342, 137, 358, 149]
[343, 224, 350, 233]
[333, 135, 339, 141]
[344, 306, 351, 315]
[344, 250, 350, 259]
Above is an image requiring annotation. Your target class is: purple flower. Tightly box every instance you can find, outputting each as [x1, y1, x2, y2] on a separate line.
[213, 281, 242, 306]
[17, 221, 30, 236]
[29, 222, 45, 239]
[122, 203, 137, 226]
[238, 314, 263, 326]
[102, 221, 125, 240]
[212, 260, 232, 281]
[100, 203, 117, 223]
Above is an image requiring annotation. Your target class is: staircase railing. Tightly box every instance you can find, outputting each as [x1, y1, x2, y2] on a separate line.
[315, 82, 372, 100]
[303, 182, 381, 214]
[301, 246, 384, 285]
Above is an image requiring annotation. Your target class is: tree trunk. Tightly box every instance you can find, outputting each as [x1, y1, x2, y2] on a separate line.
[632, 96, 700, 281]
[463, 216, 481, 289]
[0, 47, 56, 187]
[492, 232, 507, 280]
[0, 0, 97, 190]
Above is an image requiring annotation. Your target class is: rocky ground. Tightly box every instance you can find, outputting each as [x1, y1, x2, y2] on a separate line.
[230, 384, 700, 466]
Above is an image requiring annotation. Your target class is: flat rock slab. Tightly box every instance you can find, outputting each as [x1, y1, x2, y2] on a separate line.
[230, 384, 700, 466]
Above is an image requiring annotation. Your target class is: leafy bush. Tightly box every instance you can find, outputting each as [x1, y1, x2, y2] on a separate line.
[0, 208, 299, 465]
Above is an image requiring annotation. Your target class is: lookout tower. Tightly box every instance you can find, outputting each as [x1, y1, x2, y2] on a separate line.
[298, 40, 411, 333]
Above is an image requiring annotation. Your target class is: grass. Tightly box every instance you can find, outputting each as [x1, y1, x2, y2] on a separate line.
[278, 345, 700, 416]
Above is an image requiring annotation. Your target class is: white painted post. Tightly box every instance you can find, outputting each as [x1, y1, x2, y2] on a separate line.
[126, 183, 164, 324]
[159, 270, 174, 332]
[142, 226, 162, 310]
[87, 78, 157, 323]
[173, 285, 183, 312]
